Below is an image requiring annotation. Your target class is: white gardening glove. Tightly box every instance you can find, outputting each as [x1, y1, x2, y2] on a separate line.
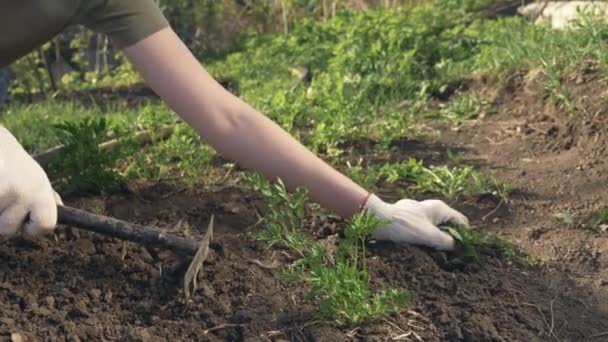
[0, 126, 62, 237]
[364, 194, 469, 251]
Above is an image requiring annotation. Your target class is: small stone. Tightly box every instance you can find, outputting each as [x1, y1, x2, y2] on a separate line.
[36, 307, 53, 317]
[74, 239, 96, 255]
[135, 301, 152, 313]
[44, 296, 55, 309]
[139, 247, 154, 263]
[51, 310, 68, 324]
[62, 321, 76, 334]
[89, 289, 101, 301]
[103, 291, 113, 303]
[24, 294, 37, 308]
[136, 328, 151, 340]
[11, 333, 24, 342]
[75, 300, 88, 315]
[201, 283, 215, 297]
[68, 335, 81, 342]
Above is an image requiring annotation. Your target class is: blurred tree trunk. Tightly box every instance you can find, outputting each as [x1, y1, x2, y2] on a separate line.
[0, 67, 9, 106]
[40, 45, 56, 92]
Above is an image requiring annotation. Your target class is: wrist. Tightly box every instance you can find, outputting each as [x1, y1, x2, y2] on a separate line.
[358, 192, 373, 213]
[361, 193, 391, 218]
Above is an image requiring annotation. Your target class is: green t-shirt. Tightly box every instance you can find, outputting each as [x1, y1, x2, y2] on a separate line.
[0, 0, 170, 67]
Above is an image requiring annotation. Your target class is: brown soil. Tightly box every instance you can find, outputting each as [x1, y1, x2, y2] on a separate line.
[2, 66, 608, 341]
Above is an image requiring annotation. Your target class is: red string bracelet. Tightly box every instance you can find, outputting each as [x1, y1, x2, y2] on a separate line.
[358, 192, 372, 213]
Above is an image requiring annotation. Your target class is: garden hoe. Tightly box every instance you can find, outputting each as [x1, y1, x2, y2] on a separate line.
[56, 205, 213, 302]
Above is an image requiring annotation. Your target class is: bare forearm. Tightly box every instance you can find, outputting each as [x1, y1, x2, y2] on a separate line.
[124, 27, 368, 217]
[212, 107, 368, 217]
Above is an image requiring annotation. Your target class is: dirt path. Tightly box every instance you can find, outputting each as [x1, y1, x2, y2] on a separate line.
[1, 70, 608, 341]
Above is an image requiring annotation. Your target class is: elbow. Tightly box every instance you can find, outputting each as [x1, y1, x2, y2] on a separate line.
[191, 104, 255, 148]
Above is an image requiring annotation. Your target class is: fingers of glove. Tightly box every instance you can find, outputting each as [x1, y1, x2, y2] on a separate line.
[0, 205, 29, 236]
[394, 199, 418, 207]
[371, 220, 456, 251]
[419, 199, 469, 227]
[53, 190, 63, 206]
[23, 193, 58, 237]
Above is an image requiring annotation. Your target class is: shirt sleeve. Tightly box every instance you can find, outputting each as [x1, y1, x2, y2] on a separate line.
[78, 0, 170, 49]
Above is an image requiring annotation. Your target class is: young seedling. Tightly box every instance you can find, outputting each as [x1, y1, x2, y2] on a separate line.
[248, 174, 409, 326]
[554, 212, 576, 226]
[307, 212, 409, 325]
[445, 224, 515, 260]
[553, 209, 608, 231]
[588, 208, 608, 231]
[47, 117, 129, 195]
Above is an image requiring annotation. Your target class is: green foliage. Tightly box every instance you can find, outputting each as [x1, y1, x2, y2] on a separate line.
[347, 158, 511, 199]
[435, 94, 489, 123]
[554, 209, 608, 231]
[307, 212, 407, 325]
[308, 263, 409, 325]
[554, 212, 576, 225]
[446, 225, 515, 260]
[418, 165, 511, 199]
[588, 208, 608, 231]
[47, 118, 129, 195]
[245, 173, 311, 253]
[249, 174, 408, 325]
[209, 4, 485, 156]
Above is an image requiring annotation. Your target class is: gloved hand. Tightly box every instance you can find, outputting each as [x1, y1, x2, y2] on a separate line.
[363, 194, 468, 251]
[0, 126, 62, 237]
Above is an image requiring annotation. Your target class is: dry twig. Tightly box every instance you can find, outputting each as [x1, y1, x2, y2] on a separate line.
[203, 323, 247, 335]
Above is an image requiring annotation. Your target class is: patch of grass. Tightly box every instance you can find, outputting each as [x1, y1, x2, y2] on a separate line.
[0, 100, 175, 152]
[346, 158, 511, 200]
[308, 212, 409, 325]
[446, 225, 516, 260]
[124, 125, 217, 186]
[429, 94, 490, 123]
[47, 117, 131, 195]
[588, 208, 608, 231]
[247, 174, 408, 326]
[554, 212, 576, 225]
[555, 209, 608, 231]
[245, 173, 312, 254]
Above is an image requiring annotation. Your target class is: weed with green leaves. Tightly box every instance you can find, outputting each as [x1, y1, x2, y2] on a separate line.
[247, 174, 409, 325]
[554, 209, 608, 231]
[47, 117, 132, 195]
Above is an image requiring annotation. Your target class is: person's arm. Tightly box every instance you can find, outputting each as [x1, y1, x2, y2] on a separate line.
[123, 27, 368, 218]
[122, 27, 469, 251]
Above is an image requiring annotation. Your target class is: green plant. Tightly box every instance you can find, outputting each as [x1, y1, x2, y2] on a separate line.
[446, 225, 515, 260]
[438, 94, 488, 123]
[308, 262, 409, 325]
[307, 212, 408, 325]
[248, 173, 408, 325]
[556, 209, 608, 231]
[346, 159, 510, 200]
[554, 212, 576, 225]
[245, 173, 311, 253]
[415, 165, 511, 199]
[123, 125, 217, 185]
[588, 208, 608, 231]
[47, 117, 130, 195]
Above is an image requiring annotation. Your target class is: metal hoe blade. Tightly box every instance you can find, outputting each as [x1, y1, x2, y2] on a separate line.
[184, 215, 214, 301]
[57, 205, 215, 300]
